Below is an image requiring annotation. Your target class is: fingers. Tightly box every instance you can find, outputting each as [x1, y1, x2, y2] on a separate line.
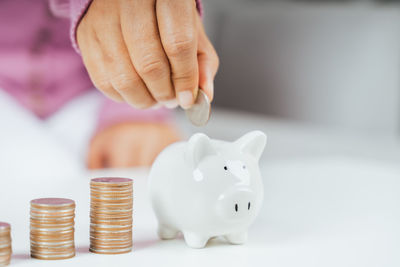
[99, 19, 157, 109]
[119, 0, 175, 106]
[196, 16, 219, 101]
[77, 18, 124, 102]
[157, 0, 199, 109]
[79, 0, 218, 109]
[138, 124, 179, 166]
[82, 0, 156, 109]
[87, 137, 106, 169]
[88, 136, 139, 169]
[87, 123, 182, 169]
[107, 148, 139, 168]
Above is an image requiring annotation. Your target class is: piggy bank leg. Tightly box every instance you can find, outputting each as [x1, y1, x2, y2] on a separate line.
[183, 231, 209, 249]
[224, 231, 248, 245]
[158, 224, 178, 240]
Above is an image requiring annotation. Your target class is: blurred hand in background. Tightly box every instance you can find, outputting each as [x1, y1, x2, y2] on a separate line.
[88, 122, 181, 169]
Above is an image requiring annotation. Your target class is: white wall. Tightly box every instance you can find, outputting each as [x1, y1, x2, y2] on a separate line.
[203, 1, 400, 135]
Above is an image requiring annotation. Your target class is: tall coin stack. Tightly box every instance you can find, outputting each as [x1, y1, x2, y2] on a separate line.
[30, 198, 75, 260]
[0, 222, 12, 265]
[90, 177, 133, 254]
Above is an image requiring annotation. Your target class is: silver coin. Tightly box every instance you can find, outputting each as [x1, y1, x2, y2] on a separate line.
[185, 89, 211, 126]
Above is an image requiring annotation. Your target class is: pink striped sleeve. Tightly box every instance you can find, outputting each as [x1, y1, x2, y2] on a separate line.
[48, 0, 70, 18]
[195, 0, 203, 17]
[69, 0, 93, 53]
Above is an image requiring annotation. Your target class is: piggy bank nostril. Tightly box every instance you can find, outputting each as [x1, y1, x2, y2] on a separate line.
[248, 202, 251, 210]
[235, 204, 238, 212]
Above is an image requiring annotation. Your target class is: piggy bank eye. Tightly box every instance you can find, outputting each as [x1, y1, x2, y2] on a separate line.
[224, 166, 228, 171]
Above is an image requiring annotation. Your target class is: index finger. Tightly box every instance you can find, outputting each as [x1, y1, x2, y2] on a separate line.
[157, 0, 198, 109]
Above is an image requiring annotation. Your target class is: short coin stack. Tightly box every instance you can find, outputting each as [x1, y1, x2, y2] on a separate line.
[90, 177, 133, 254]
[0, 222, 12, 265]
[30, 198, 75, 260]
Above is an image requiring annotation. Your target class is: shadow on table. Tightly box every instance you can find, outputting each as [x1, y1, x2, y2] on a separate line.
[75, 239, 161, 253]
[206, 237, 233, 248]
[12, 253, 30, 260]
[11, 253, 31, 265]
[76, 245, 91, 254]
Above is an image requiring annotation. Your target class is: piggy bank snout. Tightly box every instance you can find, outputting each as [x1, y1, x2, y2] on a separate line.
[216, 188, 257, 222]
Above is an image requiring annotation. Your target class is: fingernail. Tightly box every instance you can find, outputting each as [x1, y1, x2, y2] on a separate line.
[178, 91, 193, 109]
[161, 99, 179, 109]
[108, 94, 124, 102]
[150, 103, 163, 110]
[208, 80, 214, 101]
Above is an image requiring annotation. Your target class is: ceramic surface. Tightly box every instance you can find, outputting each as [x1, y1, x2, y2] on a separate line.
[148, 131, 267, 248]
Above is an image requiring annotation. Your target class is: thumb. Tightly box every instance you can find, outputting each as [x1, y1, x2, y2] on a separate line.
[197, 20, 219, 101]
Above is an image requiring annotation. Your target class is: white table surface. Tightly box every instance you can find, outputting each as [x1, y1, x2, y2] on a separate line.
[0, 92, 399, 267]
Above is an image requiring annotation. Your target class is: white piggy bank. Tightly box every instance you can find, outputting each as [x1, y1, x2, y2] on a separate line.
[148, 131, 267, 248]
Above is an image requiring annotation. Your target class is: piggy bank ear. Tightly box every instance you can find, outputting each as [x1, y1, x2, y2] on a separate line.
[185, 133, 216, 168]
[235, 131, 267, 161]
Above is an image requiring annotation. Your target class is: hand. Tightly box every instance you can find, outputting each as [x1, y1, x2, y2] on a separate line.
[87, 122, 180, 168]
[77, 0, 219, 110]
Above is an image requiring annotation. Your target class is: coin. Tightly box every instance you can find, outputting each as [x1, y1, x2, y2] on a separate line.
[90, 177, 133, 254]
[0, 222, 11, 266]
[185, 89, 211, 127]
[30, 198, 75, 260]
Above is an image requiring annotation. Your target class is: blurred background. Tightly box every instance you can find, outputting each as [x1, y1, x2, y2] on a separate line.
[202, 0, 400, 136]
[1, 2, 400, 265]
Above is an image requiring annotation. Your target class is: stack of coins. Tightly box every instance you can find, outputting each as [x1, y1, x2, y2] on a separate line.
[30, 198, 75, 260]
[90, 177, 133, 254]
[0, 222, 12, 265]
